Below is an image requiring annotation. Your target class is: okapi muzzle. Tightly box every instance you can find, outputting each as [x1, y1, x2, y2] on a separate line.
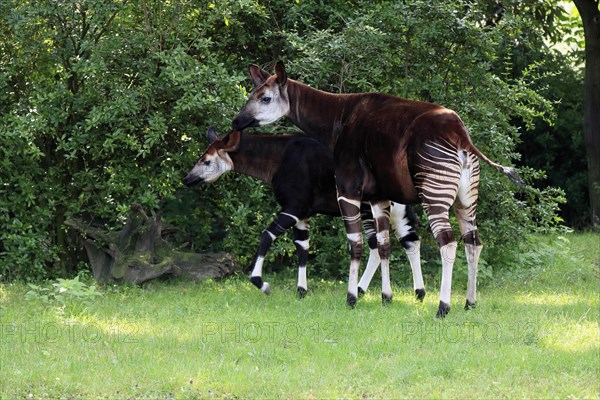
[182, 168, 205, 186]
[232, 110, 259, 131]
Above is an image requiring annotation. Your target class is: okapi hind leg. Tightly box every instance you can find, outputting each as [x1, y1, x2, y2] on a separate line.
[338, 196, 364, 308]
[454, 207, 483, 311]
[292, 219, 310, 298]
[414, 139, 462, 318]
[463, 234, 483, 310]
[250, 212, 299, 294]
[455, 150, 483, 310]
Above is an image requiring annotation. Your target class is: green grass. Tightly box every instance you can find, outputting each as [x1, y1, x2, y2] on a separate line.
[1, 233, 599, 399]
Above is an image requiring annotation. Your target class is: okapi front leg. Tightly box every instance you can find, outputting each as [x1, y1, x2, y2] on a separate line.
[358, 202, 380, 296]
[371, 201, 393, 304]
[338, 196, 363, 308]
[250, 212, 299, 294]
[292, 219, 310, 298]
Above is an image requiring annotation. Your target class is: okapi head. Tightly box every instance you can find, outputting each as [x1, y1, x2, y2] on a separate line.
[232, 61, 289, 130]
[182, 127, 241, 186]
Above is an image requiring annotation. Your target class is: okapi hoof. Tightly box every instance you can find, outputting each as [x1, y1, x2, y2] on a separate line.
[358, 287, 366, 298]
[382, 293, 393, 305]
[436, 301, 450, 319]
[415, 288, 426, 302]
[465, 299, 477, 310]
[297, 287, 308, 299]
[347, 293, 358, 308]
[261, 282, 271, 295]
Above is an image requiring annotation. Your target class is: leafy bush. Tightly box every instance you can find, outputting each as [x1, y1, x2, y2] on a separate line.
[0, 0, 578, 281]
[25, 275, 102, 311]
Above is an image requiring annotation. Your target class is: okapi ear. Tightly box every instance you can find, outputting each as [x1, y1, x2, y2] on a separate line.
[275, 61, 287, 86]
[221, 130, 241, 153]
[249, 64, 270, 87]
[207, 126, 219, 143]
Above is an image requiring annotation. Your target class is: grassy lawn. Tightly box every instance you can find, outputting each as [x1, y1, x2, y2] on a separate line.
[1, 233, 598, 399]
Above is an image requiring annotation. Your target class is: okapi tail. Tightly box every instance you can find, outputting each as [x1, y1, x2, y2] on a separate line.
[466, 143, 525, 186]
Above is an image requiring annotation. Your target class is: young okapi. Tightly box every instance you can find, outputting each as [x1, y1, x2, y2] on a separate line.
[183, 127, 425, 300]
[232, 61, 523, 317]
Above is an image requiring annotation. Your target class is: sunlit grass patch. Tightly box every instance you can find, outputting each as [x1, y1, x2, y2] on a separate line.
[514, 291, 585, 306]
[59, 313, 155, 339]
[0, 284, 9, 304]
[542, 318, 600, 352]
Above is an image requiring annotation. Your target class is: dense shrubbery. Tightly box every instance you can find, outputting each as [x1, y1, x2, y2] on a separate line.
[0, 0, 583, 281]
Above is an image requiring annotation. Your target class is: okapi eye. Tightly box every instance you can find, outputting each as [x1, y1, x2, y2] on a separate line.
[261, 96, 271, 104]
[203, 160, 210, 166]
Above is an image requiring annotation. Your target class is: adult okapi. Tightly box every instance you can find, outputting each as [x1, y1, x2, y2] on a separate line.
[232, 61, 523, 318]
[183, 127, 425, 300]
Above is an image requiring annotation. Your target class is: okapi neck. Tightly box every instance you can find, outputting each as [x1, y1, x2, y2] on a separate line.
[286, 80, 355, 150]
[230, 134, 287, 184]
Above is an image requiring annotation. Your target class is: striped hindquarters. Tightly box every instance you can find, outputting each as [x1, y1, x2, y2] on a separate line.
[413, 140, 462, 240]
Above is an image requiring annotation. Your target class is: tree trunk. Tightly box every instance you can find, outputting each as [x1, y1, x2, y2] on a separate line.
[574, 0, 600, 227]
[66, 205, 241, 285]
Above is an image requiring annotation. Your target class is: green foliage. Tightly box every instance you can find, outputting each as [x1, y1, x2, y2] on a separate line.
[0, 0, 245, 278]
[307, 216, 349, 278]
[518, 55, 587, 228]
[25, 274, 102, 309]
[218, 175, 279, 264]
[0, 0, 582, 280]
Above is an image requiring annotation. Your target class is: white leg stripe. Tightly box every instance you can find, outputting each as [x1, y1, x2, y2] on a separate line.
[376, 230, 389, 245]
[295, 220, 309, 230]
[294, 239, 309, 250]
[439, 243, 457, 304]
[337, 196, 362, 207]
[250, 256, 264, 278]
[371, 201, 391, 219]
[465, 244, 483, 303]
[358, 248, 381, 291]
[281, 212, 299, 223]
[390, 203, 406, 220]
[381, 259, 392, 298]
[406, 241, 424, 290]
[391, 203, 412, 239]
[342, 213, 362, 223]
[267, 231, 277, 241]
[298, 266, 307, 290]
[348, 259, 360, 297]
[346, 232, 362, 243]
